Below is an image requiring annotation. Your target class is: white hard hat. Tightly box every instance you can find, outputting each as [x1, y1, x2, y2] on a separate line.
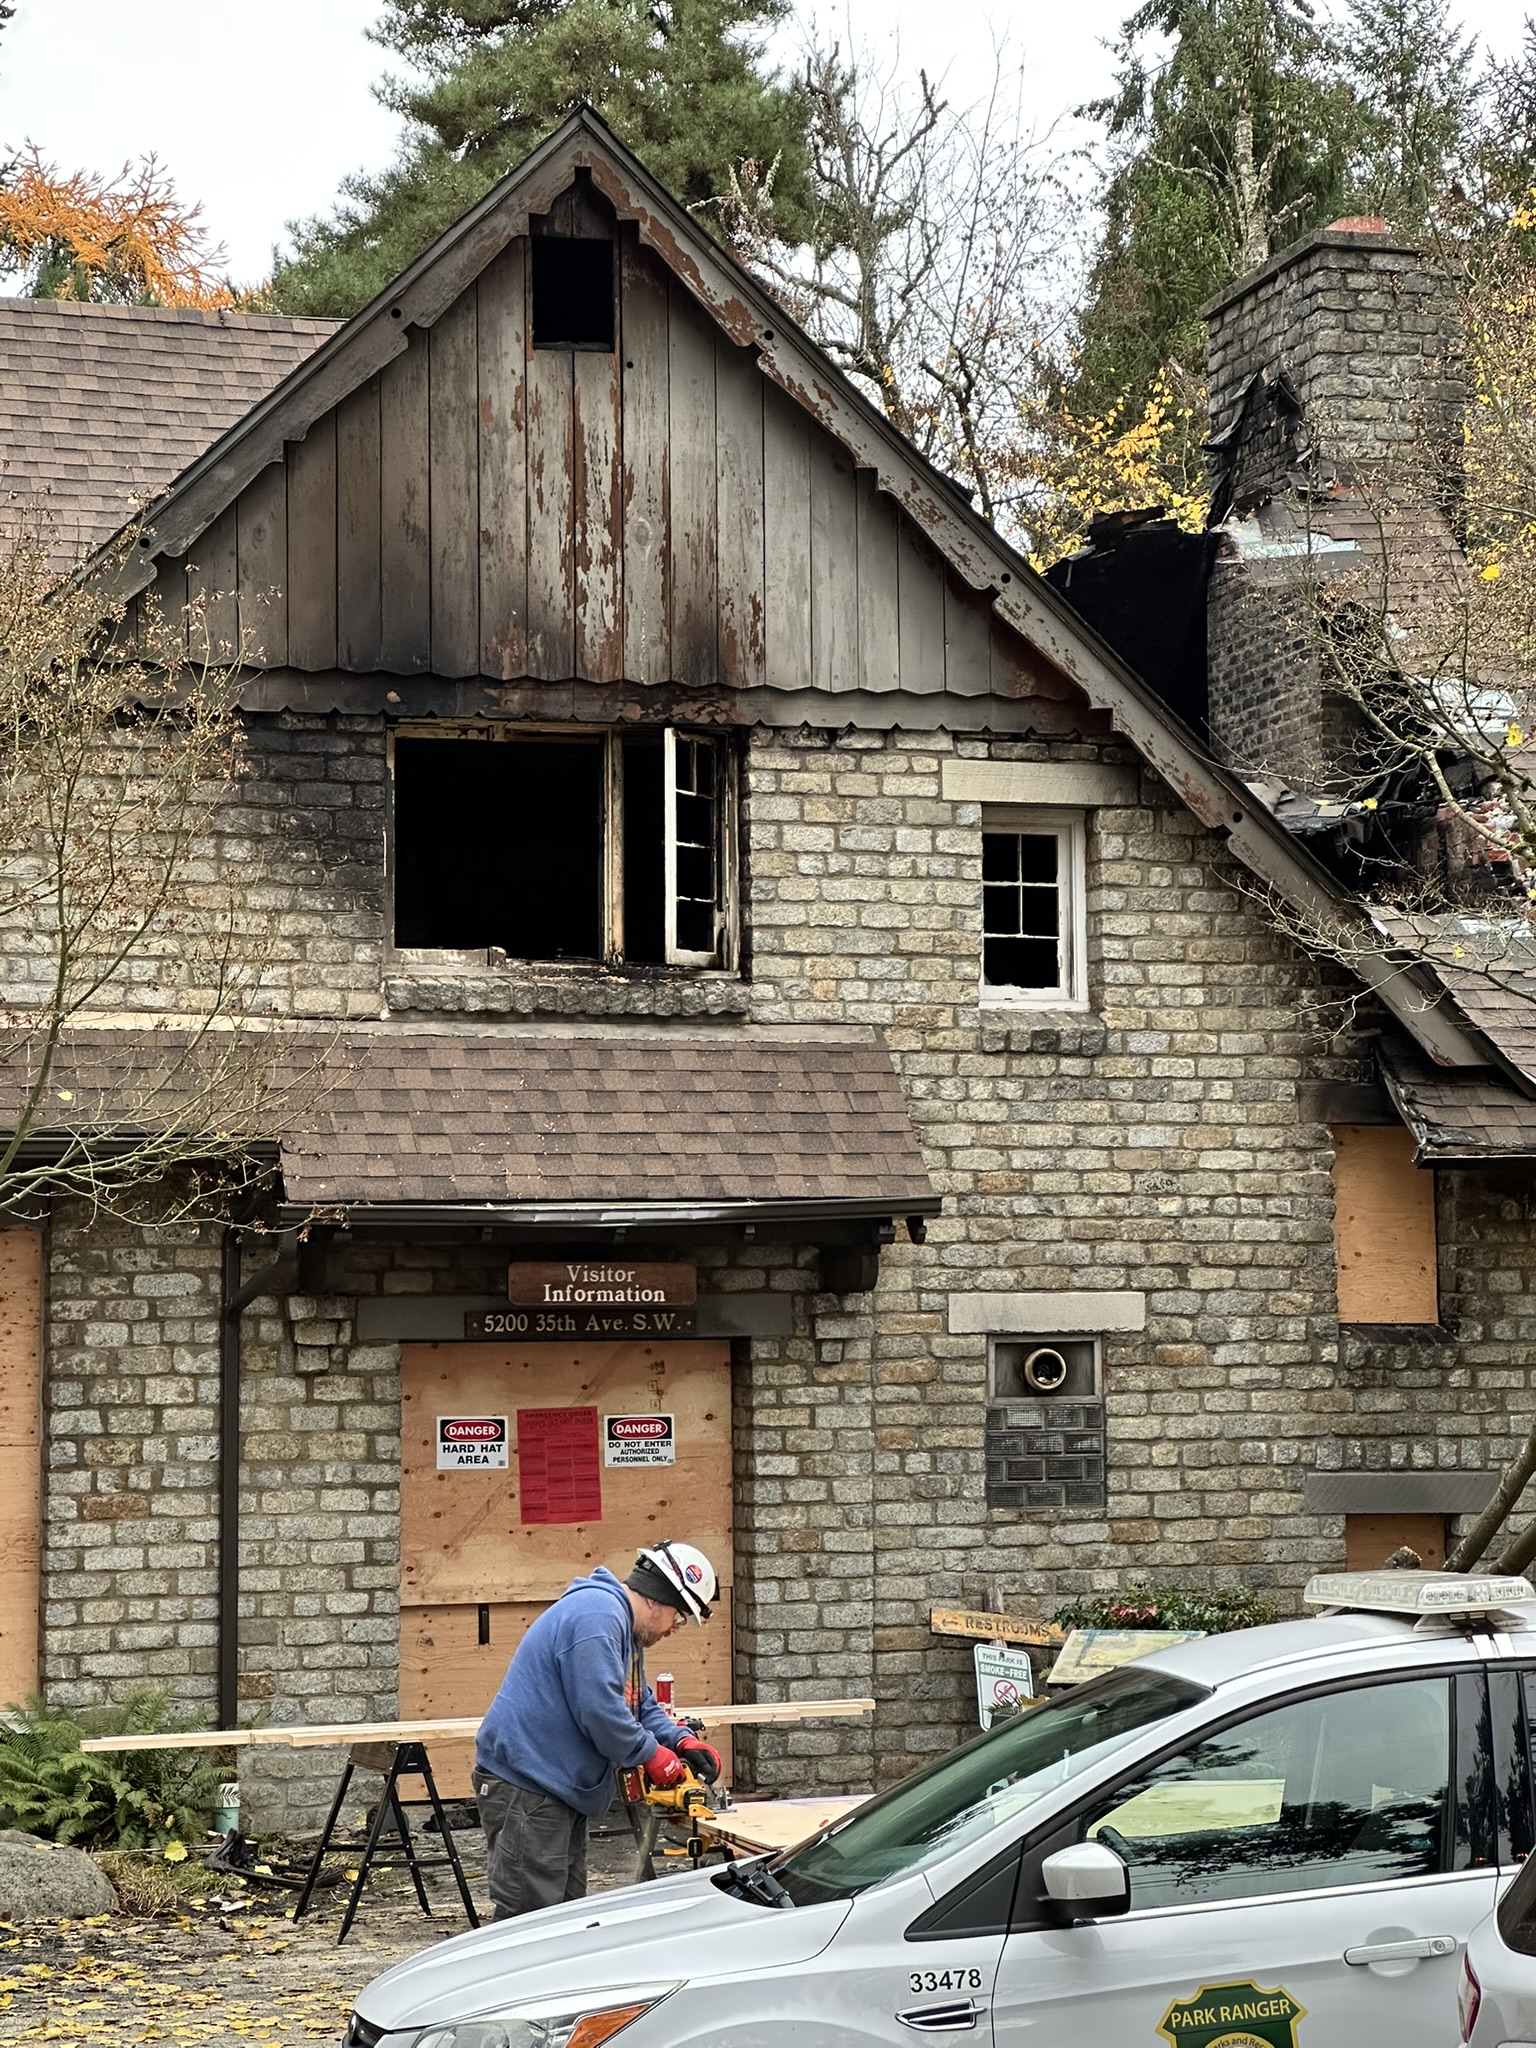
[631, 1540, 718, 1621]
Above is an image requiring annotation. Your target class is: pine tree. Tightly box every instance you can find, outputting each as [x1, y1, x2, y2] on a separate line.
[271, 0, 812, 316]
[1071, 0, 1356, 421]
[1336, 0, 1476, 229]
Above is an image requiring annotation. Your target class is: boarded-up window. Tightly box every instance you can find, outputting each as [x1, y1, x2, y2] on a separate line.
[1344, 1513, 1447, 1571]
[1331, 1124, 1438, 1325]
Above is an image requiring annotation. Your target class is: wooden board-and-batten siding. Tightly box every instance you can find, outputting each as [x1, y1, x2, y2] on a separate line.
[141, 232, 1067, 706]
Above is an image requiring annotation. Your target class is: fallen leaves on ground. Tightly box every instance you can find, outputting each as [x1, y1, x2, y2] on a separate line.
[0, 1903, 438, 2046]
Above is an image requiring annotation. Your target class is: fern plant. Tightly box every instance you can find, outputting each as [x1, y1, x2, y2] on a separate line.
[0, 1690, 229, 1849]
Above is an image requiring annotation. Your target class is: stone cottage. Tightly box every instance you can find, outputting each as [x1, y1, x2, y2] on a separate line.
[3, 119, 1535, 1827]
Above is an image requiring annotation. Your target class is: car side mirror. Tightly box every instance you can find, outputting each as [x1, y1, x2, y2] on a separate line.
[1040, 1841, 1130, 1922]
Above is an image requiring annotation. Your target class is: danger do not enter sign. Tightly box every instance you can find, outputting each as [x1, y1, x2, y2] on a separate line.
[604, 1413, 676, 1467]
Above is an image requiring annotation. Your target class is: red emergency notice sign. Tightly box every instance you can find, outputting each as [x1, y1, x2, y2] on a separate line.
[517, 1406, 602, 1524]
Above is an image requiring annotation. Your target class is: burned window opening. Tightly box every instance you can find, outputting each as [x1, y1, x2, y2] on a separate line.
[392, 726, 735, 972]
[531, 236, 616, 351]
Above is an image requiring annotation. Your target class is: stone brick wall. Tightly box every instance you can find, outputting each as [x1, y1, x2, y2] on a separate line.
[32, 708, 1536, 1817]
[1205, 231, 1463, 476]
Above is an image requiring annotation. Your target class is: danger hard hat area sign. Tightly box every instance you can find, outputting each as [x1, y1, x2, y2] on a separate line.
[437, 1415, 509, 1470]
[604, 1413, 676, 1466]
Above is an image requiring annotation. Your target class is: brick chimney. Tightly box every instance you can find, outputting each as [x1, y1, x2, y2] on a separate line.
[1202, 223, 1465, 785]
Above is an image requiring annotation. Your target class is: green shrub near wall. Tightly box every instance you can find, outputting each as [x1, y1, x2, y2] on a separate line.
[1052, 1584, 1280, 1635]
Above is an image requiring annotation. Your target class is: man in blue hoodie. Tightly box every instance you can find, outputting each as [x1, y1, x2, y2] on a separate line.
[473, 1540, 723, 1918]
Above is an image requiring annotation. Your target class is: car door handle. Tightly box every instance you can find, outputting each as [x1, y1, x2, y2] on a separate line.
[1343, 1935, 1458, 1965]
[896, 1999, 986, 2030]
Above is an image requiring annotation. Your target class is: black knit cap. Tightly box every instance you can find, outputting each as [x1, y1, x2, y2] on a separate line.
[627, 1555, 691, 1614]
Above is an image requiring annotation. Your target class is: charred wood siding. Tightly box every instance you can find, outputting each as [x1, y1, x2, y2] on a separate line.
[144, 232, 1055, 703]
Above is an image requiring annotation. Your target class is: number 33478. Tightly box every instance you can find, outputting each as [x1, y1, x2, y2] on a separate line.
[908, 1969, 984, 1994]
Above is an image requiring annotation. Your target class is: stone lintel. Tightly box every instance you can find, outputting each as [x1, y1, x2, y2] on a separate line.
[949, 1291, 1147, 1335]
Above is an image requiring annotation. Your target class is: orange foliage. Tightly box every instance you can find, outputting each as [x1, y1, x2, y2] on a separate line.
[0, 146, 234, 308]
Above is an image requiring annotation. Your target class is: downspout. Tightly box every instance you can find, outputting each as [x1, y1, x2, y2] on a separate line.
[218, 1228, 242, 1729]
[218, 1225, 302, 1729]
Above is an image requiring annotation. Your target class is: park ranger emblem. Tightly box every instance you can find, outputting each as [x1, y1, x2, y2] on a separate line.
[1157, 1980, 1307, 2048]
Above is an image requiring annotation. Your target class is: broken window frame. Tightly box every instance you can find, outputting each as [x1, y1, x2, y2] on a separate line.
[978, 806, 1087, 1009]
[387, 721, 739, 974]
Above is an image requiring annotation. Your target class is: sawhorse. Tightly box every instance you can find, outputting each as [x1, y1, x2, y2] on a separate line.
[294, 1740, 481, 1943]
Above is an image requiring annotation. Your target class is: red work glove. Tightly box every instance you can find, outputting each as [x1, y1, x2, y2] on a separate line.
[644, 1745, 687, 1789]
[676, 1734, 722, 1784]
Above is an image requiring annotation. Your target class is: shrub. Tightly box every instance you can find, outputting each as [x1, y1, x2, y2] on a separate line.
[1051, 1583, 1280, 1636]
[0, 1690, 230, 1850]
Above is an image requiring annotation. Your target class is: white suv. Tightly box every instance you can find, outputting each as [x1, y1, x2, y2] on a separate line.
[344, 1573, 1536, 2048]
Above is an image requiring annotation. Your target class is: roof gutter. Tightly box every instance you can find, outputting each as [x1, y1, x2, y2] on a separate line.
[277, 1193, 941, 1232]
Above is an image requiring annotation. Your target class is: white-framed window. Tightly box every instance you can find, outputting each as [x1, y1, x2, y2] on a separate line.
[390, 722, 738, 971]
[980, 807, 1086, 1008]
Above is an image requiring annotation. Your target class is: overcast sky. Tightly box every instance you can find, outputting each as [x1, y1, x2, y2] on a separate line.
[2, 0, 1534, 288]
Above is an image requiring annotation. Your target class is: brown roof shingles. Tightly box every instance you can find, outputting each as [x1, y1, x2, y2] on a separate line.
[1380, 1043, 1536, 1160]
[0, 299, 338, 566]
[0, 1028, 934, 1208]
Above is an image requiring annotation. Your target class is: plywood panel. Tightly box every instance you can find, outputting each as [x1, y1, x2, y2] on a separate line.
[715, 341, 765, 691]
[429, 291, 481, 678]
[401, 1341, 732, 1605]
[809, 429, 858, 692]
[379, 338, 431, 672]
[236, 464, 287, 665]
[574, 344, 622, 680]
[1332, 1124, 1438, 1324]
[400, 1593, 734, 1798]
[1344, 1513, 1446, 1571]
[477, 244, 528, 680]
[855, 468, 900, 692]
[763, 382, 812, 692]
[337, 377, 383, 671]
[525, 346, 575, 679]
[621, 237, 671, 685]
[0, 1228, 41, 1707]
[185, 502, 238, 662]
[287, 416, 339, 671]
[668, 286, 718, 689]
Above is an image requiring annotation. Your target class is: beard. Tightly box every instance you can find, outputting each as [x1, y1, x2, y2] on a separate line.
[633, 1609, 678, 1647]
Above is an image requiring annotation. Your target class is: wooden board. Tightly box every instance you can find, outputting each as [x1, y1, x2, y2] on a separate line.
[1331, 1124, 1438, 1324]
[429, 290, 481, 678]
[1344, 1512, 1447, 1570]
[929, 1606, 1063, 1648]
[0, 1229, 41, 1706]
[400, 1341, 731, 1605]
[379, 337, 431, 673]
[697, 1797, 865, 1855]
[79, 1699, 875, 1754]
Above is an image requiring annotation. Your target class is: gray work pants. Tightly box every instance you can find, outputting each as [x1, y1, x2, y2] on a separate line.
[474, 1768, 589, 1920]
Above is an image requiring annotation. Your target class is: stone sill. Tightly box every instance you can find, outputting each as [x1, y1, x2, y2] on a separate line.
[979, 1010, 1107, 1057]
[384, 971, 752, 1019]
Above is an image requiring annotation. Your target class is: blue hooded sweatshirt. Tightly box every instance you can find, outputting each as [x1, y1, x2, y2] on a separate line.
[475, 1566, 690, 1817]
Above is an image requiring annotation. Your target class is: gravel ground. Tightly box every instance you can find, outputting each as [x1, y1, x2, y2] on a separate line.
[0, 1826, 652, 2047]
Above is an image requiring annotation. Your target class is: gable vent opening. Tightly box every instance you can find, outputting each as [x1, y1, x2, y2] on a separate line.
[532, 235, 616, 351]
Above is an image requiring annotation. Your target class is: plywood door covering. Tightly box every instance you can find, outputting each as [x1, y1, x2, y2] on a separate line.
[143, 226, 1077, 713]
[400, 1341, 733, 1792]
[0, 1229, 42, 1706]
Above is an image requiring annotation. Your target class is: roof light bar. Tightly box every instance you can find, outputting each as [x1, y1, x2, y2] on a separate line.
[1304, 1570, 1536, 1617]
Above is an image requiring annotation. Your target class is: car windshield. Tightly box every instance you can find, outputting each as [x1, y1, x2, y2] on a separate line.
[774, 1668, 1205, 1906]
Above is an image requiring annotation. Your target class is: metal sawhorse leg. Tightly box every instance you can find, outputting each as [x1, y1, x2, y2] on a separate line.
[294, 1739, 481, 1943]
